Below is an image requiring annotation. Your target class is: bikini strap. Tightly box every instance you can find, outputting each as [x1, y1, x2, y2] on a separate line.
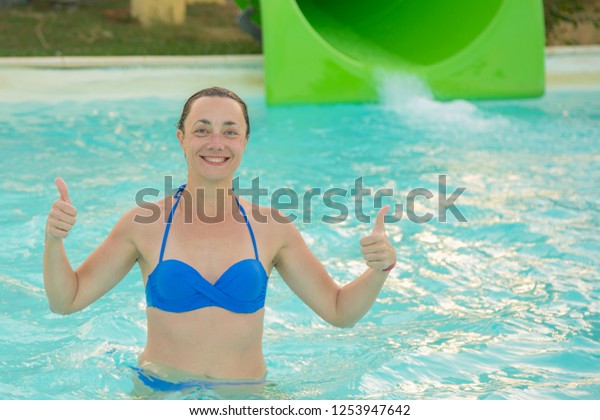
[158, 184, 186, 262]
[234, 195, 259, 261]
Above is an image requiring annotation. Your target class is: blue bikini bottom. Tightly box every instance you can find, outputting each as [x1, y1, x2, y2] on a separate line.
[131, 366, 268, 393]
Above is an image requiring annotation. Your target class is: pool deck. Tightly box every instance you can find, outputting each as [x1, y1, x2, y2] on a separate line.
[0, 46, 598, 101]
[545, 45, 600, 89]
[0, 55, 265, 101]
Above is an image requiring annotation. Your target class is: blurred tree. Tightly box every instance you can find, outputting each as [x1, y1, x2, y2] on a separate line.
[544, 0, 598, 32]
[0, 0, 27, 7]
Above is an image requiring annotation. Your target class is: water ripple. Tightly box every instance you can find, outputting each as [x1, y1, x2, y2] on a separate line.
[1, 90, 599, 398]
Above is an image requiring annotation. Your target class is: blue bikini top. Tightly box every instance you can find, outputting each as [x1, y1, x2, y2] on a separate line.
[145, 184, 268, 314]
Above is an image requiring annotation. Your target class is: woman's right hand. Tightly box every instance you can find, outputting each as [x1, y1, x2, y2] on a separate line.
[46, 177, 77, 240]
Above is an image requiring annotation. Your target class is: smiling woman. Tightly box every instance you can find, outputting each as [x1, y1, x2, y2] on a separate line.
[175, 89, 249, 185]
[42, 86, 397, 394]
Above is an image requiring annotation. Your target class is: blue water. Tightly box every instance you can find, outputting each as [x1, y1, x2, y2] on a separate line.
[0, 84, 599, 399]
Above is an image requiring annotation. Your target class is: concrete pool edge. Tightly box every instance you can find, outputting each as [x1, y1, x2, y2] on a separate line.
[0, 55, 266, 102]
[546, 45, 600, 55]
[545, 45, 600, 89]
[0, 46, 598, 101]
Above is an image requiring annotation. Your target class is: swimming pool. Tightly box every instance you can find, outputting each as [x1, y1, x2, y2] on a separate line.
[0, 52, 599, 399]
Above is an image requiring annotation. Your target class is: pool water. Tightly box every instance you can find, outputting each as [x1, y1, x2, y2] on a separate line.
[0, 82, 599, 399]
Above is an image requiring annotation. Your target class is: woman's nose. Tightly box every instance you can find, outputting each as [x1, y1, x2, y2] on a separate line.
[206, 132, 225, 149]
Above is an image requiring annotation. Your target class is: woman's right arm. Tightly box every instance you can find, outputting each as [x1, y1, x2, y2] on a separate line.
[44, 178, 141, 315]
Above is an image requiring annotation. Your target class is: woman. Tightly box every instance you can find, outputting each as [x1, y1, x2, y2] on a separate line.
[44, 87, 396, 391]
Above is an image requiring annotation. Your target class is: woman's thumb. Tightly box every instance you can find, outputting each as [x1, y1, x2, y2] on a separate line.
[54, 177, 71, 204]
[371, 205, 389, 235]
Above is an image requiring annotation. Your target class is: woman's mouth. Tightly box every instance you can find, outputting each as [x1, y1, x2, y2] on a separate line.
[201, 156, 230, 165]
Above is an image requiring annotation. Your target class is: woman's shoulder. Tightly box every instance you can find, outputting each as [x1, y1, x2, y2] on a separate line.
[238, 197, 298, 236]
[114, 196, 173, 235]
[238, 197, 282, 221]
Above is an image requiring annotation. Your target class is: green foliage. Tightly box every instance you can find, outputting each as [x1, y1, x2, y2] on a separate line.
[543, 0, 599, 32]
[0, 0, 261, 56]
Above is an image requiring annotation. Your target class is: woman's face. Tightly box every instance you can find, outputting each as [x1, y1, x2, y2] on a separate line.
[177, 96, 249, 182]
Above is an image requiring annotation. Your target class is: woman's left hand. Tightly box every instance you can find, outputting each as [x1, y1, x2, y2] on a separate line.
[359, 205, 397, 271]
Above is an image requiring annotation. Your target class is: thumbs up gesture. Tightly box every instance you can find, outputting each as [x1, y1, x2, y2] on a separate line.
[360, 205, 397, 272]
[46, 177, 77, 240]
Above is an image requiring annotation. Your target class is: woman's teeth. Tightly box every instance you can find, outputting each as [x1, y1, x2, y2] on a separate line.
[203, 157, 228, 163]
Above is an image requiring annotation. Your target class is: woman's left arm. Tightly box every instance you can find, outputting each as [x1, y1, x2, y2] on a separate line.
[273, 206, 396, 328]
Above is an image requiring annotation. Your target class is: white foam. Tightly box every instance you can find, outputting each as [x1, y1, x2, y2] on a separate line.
[375, 70, 510, 133]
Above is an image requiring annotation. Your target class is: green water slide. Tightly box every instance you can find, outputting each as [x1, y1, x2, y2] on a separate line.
[235, 0, 545, 105]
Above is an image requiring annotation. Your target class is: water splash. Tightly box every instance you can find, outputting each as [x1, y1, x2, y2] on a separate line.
[375, 70, 509, 133]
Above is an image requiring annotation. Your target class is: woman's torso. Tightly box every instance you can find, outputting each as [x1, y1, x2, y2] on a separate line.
[132, 193, 280, 380]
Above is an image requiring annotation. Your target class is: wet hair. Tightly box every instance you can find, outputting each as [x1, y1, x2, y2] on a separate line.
[177, 86, 250, 137]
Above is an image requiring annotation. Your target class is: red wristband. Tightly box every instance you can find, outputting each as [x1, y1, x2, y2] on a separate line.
[382, 262, 396, 272]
